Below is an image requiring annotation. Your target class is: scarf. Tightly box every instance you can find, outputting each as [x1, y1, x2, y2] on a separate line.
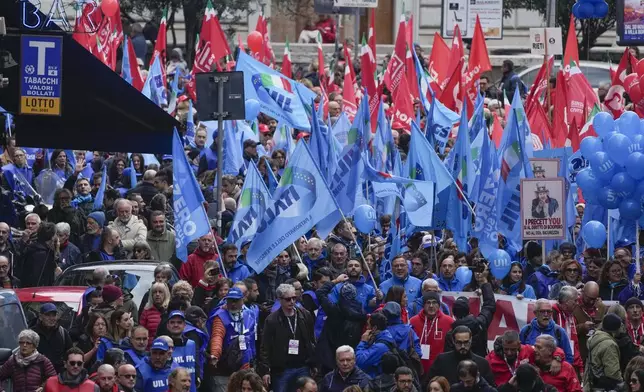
[71, 194, 92, 208]
[577, 296, 597, 319]
[14, 350, 40, 367]
[627, 317, 644, 344]
[501, 282, 522, 295]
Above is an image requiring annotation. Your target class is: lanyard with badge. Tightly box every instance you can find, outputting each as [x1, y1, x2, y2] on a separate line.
[232, 315, 248, 351]
[287, 314, 299, 355]
[419, 317, 438, 360]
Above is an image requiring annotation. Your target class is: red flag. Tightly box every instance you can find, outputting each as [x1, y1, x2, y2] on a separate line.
[124, 37, 144, 91]
[95, 4, 123, 71]
[282, 40, 293, 79]
[317, 32, 328, 88]
[368, 8, 377, 70]
[212, 14, 231, 62]
[405, 16, 420, 101]
[527, 102, 552, 149]
[568, 119, 581, 152]
[440, 58, 464, 113]
[464, 16, 491, 99]
[149, 8, 167, 89]
[384, 15, 414, 131]
[551, 71, 568, 148]
[428, 32, 450, 95]
[361, 37, 380, 133]
[525, 56, 554, 113]
[604, 49, 631, 118]
[73, 2, 101, 51]
[237, 34, 245, 51]
[255, 15, 275, 66]
[443, 25, 464, 91]
[343, 44, 358, 98]
[194, 1, 230, 73]
[491, 113, 503, 148]
[342, 56, 358, 121]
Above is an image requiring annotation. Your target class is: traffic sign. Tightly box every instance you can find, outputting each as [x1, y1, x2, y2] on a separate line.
[20, 35, 63, 116]
[529, 28, 562, 55]
[333, 0, 378, 7]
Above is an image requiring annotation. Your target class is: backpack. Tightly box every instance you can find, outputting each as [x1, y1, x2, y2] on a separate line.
[520, 323, 563, 346]
[218, 336, 244, 373]
[378, 330, 423, 385]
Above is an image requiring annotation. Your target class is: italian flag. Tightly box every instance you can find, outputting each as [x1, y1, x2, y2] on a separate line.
[260, 74, 293, 93]
[282, 39, 293, 79]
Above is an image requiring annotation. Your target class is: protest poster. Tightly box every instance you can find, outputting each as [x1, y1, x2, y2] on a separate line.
[521, 178, 566, 240]
[529, 158, 560, 179]
[617, 0, 644, 45]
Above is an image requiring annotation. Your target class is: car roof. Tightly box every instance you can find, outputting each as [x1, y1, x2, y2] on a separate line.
[15, 286, 86, 303]
[63, 261, 175, 272]
[518, 61, 614, 74]
[0, 289, 20, 305]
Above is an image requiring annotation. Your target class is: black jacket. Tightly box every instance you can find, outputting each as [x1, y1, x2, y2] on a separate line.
[318, 367, 371, 392]
[32, 322, 73, 373]
[126, 182, 158, 205]
[445, 283, 496, 357]
[451, 378, 498, 392]
[428, 351, 496, 387]
[258, 307, 316, 376]
[46, 206, 86, 246]
[19, 241, 58, 287]
[364, 374, 395, 392]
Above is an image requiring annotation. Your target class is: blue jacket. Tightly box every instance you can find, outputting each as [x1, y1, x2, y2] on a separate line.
[410, 296, 450, 317]
[356, 330, 396, 378]
[519, 318, 574, 365]
[386, 321, 422, 357]
[303, 254, 327, 278]
[527, 265, 560, 299]
[499, 282, 537, 299]
[135, 357, 177, 392]
[225, 261, 251, 283]
[302, 290, 326, 339]
[318, 368, 371, 392]
[329, 276, 376, 311]
[618, 282, 644, 304]
[379, 275, 422, 315]
[436, 274, 465, 292]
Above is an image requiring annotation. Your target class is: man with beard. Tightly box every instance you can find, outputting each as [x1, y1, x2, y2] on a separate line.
[45, 347, 99, 392]
[486, 330, 563, 385]
[427, 325, 495, 386]
[535, 335, 581, 392]
[329, 259, 381, 311]
[410, 292, 454, 374]
[450, 360, 496, 392]
[167, 368, 192, 392]
[328, 244, 349, 278]
[96, 364, 117, 392]
[520, 299, 573, 365]
[391, 367, 417, 392]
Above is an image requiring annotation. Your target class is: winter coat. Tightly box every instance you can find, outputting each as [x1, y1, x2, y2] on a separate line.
[583, 330, 622, 392]
[44, 370, 99, 392]
[140, 305, 165, 348]
[0, 353, 56, 392]
[552, 304, 583, 374]
[146, 229, 176, 262]
[318, 367, 371, 392]
[224, 261, 251, 284]
[31, 324, 73, 374]
[410, 310, 454, 373]
[428, 350, 496, 386]
[450, 377, 497, 392]
[519, 319, 574, 365]
[379, 275, 423, 316]
[59, 242, 82, 270]
[109, 216, 147, 255]
[617, 282, 644, 304]
[436, 274, 466, 292]
[355, 330, 397, 378]
[47, 207, 86, 246]
[192, 281, 217, 312]
[572, 300, 607, 362]
[598, 279, 628, 301]
[328, 276, 376, 311]
[19, 241, 58, 287]
[539, 361, 581, 392]
[179, 248, 217, 288]
[445, 283, 496, 357]
[126, 182, 158, 205]
[363, 374, 395, 392]
[316, 281, 368, 371]
[526, 265, 560, 299]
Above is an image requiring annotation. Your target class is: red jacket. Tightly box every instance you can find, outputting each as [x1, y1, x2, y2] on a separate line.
[179, 248, 218, 287]
[552, 304, 583, 374]
[44, 374, 98, 392]
[540, 361, 582, 392]
[486, 344, 535, 386]
[315, 18, 336, 43]
[140, 305, 164, 348]
[409, 310, 454, 373]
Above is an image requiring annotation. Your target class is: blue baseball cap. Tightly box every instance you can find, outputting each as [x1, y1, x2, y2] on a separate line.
[168, 310, 185, 320]
[150, 338, 170, 352]
[226, 287, 244, 300]
[40, 303, 57, 314]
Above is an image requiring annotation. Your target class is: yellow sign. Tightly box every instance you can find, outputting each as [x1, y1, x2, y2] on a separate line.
[20, 96, 61, 115]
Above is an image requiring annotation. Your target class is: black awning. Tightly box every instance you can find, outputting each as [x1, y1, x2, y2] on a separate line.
[0, 1, 178, 154]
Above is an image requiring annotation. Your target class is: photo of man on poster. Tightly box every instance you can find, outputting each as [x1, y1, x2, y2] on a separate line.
[531, 183, 559, 218]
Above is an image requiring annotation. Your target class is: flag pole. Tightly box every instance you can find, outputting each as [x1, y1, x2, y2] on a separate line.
[637, 220, 641, 274]
[455, 182, 476, 217]
[212, 234, 228, 279]
[607, 217, 611, 262]
[338, 210, 379, 291]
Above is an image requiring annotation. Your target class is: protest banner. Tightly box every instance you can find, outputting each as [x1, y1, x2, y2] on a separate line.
[530, 158, 560, 179]
[521, 178, 566, 240]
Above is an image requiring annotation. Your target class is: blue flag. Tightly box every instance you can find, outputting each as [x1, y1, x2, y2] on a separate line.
[309, 104, 332, 181]
[496, 90, 534, 252]
[273, 124, 294, 158]
[246, 141, 342, 273]
[236, 52, 316, 130]
[142, 55, 168, 107]
[472, 127, 500, 259]
[128, 159, 137, 189]
[469, 92, 485, 141]
[227, 161, 272, 249]
[266, 165, 279, 195]
[370, 101, 395, 172]
[121, 37, 135, 87]
[93, 166, 107, 211]
[2, 164, 38, 199]
[224, 121, 244, 175]
[172, 128, 210, 261]
[185, 100, 196, 147]
[332, 112, 352, 147]
[425, 95, 459, 155]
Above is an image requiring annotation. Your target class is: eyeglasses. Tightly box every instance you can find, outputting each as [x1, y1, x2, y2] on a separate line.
[120, 374, 136, 379]
[68, 361, 84, 367]
[454, 340, 471, 347]
[537, 310, 553, 315]
[281, 296, 297, 302]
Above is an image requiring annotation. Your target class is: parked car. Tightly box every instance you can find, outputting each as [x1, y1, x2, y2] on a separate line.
[54, 261, 179, 310]
[15, 286, 86, 330]
[518, 61, 613, 89]
[0, 289, 28, 392]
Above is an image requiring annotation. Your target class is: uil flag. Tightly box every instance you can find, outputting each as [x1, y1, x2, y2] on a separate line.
[172, 128, 211, 261]
[93, 166, 107, 211]
[237, 52, 316, 130]
[246, 142, 342, 273]
[227, 161, 272, 249]
[142, 55, 168, 107]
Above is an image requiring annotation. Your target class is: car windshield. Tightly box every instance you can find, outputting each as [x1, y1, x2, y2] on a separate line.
[0, 302, 27, 349]
[520, 64, 610, 89]
[57, 266, 178, 308]
[22, 301, 78, 330]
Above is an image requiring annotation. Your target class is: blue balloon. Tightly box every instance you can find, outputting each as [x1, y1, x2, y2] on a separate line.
[594, 1, 608, 17]
[630, 134, 644, 154]
[626, 152, 644, 180]
[353, 204, 377, 234]
[635, 180, 644, 204]
[590, 151, 617, 181]
[580, 2, 594, 18]
[582, 220, 607, 248]
[640, 119, 644, 135]
[607, 133, 632, 166]
[593, 112, 615, 137]
[618, 111, 640, 140]
[455, 266, 472, 284]
[245, 99, 261, 120]
[582, 189, 600, 205]
[576, 168, 603, 192]
[580, 136, 602, 158]
[488, 249, 512, 280]
[611, 172, 636, 197]
[598, 186, 622, 209]
[602, 131, 617, 151]
[572, 2, 581, 17]
[620, 199, 642, 220]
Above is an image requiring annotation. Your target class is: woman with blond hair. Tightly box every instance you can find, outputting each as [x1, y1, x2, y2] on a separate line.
[140, 282, 170, 347]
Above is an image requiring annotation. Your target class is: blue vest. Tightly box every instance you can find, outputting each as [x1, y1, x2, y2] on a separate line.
[124, 348, 145, 368]
[172, 339, 197, 392]
[203, 148, 217, 171]
[302, 290, 326, 339]
[216, 308, 256, 367]
[183, 323, 209, 378]
[136, 359, 176, 392]
[96, 337, 116, 362]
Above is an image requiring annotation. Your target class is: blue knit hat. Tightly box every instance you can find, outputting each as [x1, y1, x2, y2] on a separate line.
[88, 211, 105, 227]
